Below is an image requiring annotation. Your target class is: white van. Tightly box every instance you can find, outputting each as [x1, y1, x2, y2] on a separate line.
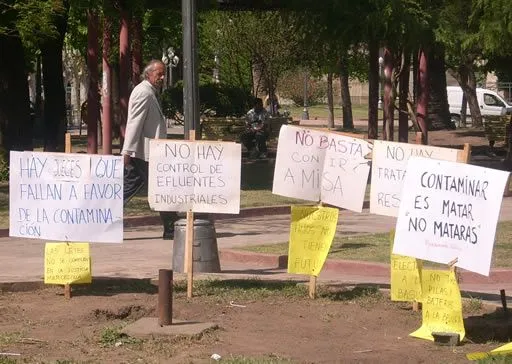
[447, 86, 511, 126]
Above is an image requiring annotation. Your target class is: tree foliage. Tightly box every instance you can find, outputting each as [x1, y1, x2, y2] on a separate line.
[200, 10, 302, 97]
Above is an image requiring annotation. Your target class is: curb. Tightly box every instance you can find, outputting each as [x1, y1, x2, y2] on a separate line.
[219, 248, 512, 285]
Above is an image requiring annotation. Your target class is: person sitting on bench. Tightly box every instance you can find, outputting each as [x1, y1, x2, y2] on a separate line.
[241, 98, 270, 158]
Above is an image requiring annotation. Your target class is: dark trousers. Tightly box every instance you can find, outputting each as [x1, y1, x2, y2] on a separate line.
[124, 158, 178, 232]
[240, 129, 268, 153]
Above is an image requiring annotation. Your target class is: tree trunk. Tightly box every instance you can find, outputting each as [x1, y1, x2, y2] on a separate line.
[131, 12, 143, 87]
[119, 4, 131, 143]
[383, 47, 394, 141]
[0, 32, 33, 152]
[327, 73, 334, 129]
[428, 46, 453, 130]
[412, 47, 419, 104]
[35, 55, 43, 122]
[41, 0, 70, 152]
[367, 40, 379, 139]
[87, 10, 99, 154]
[339, 58, 353, 129]
[73, 69, 81, 130]
[102, 11, 113, 155]
[416, 47, 429, 144]
[461, 93, 467, 126]
[459, 66, 482, 127]
[398, 50, 410, 142]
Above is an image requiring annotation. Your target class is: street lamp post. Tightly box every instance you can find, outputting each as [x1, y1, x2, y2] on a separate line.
[302, 71, 309, 120]
[378, 56, 384, 110]
[213, 29, 220, 83]
[162, 47, 180, 90]
[213, 54, 219, 83]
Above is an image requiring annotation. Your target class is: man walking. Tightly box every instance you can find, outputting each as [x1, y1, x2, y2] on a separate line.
[122, 59, 177, 240]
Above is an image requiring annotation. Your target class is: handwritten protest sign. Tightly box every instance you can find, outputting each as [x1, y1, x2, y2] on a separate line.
[9, 151, 123, 243]
[393, 157, 509, 276]
[410, 269, 465, 342]
[148, 140, 241, 214]
[273, 125, 371, 212]
[44, 242, 92, 285]
[370, 140, 459, 217]
[288, 205, 339, 276]
[390, 230, 422, 302]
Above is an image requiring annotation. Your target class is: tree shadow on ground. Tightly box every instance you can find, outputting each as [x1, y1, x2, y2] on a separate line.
[465, 309, 512, 343]
[70, 277, 157, 297]
[241, 159, 275, 190]
[452, 129, 487, 138]
[318, 285, 383, 301]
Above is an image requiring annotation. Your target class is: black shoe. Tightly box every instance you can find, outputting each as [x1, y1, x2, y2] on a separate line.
[163, 230, 174, 240]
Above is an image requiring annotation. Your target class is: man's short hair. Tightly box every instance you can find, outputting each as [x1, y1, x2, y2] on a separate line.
[143, 60, 165, 80]
[253, 97, 263, 107]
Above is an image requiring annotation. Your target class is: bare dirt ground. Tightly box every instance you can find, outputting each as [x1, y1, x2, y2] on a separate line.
[0, 280, 509, 364]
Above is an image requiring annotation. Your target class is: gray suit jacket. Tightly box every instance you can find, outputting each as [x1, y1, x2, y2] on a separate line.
[122, 80, 167, 161]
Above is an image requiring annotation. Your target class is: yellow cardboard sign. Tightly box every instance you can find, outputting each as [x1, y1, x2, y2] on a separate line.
[391, 255, 423, 302]
[410, 270, 465, 341]
[389, 230, 423, 302]
[287, 205, 338, 277]
[467, 342, 512, 360]
[44, 243, 92, 285]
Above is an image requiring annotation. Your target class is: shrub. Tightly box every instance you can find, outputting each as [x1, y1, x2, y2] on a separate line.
[162, 82, 253, 121]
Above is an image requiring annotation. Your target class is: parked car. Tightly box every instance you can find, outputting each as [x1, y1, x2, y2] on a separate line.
[447, 86, 510, 127]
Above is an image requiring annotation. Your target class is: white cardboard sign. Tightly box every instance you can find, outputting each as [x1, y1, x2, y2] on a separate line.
[9, 151, 123, 243]
[370, 140, 459, 217]
[393, 157, 509, 276]
[148, 140, 241, 214]
[272, 125, 371, 212]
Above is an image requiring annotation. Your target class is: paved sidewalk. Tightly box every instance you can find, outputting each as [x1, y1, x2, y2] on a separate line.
[2, 198, 512, 305]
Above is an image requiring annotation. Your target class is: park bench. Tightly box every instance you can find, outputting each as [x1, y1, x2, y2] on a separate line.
[200, 116, 292, 141]
[483, 115, 510, 151]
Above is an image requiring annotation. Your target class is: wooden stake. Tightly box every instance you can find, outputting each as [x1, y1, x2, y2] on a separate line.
[450, 143, 471, 277]
[410, 132, 424, 311]
[309, 275, 317, 299]
[185, 130, 196, 298]
[64, 284, 71, 299]
[309, 202, 325, 299]
[500, 289, 508, 316]
[415, 132, 423, 145]
[457, 143, 472, 164]
[65, 133, 72, 153]
[64, 135, 72, 299]
[504, 175, 512, 197]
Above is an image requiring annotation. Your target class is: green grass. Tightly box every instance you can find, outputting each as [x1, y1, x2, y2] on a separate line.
[172, 278, 384, 306]
[173, 278, 308, 300]
[99, 326, 141, 347]
[0, 359, 18, 364]
[0, 331, 23, 345]
[238, 221, 512, 268]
